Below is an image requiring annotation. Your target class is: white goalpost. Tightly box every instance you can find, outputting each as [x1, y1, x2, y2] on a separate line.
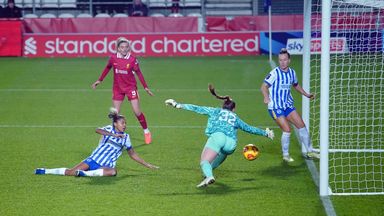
[303, 0, 384, 196]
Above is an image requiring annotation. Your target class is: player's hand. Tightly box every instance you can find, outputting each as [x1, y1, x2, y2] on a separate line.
[266, 128, 274, 140]
[165, 99, 181, 108]
[263, 97, 270, 104]
[147, 163, 159, 169]
[91, 80, 101, 89]
[145, 88, 154, 96]
[307, 93, 315, 100]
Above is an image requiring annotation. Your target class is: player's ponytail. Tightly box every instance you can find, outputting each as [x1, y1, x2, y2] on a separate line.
[208, 84, 236, 111]
[108, 107, 125, 123]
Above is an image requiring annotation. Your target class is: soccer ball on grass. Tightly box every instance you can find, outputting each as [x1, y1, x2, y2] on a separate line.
[243, 144, 259, 161]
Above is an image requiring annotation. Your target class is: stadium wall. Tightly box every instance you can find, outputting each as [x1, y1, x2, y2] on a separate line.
[1, 15, 381, 57]
[0, 20, 22, 56]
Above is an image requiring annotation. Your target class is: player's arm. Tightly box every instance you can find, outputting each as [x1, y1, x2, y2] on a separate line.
[133, 60, 154, 96]
[293, 83, 315, 100]
[91, 57, 113, 89]
[165, 99, 213, 115]
[127, 148, 159, 169]
[95, 128, 125, 138]
[236, 118, 274, 140]
[260, 83, 270, 104]
[261, 70, 276, 104]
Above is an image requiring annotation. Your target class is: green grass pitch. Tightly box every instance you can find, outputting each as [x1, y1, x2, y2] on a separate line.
[0, 56, 383, 215]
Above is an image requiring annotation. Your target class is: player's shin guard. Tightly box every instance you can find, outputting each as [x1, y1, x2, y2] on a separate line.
[298, 127, 313, 152]
[136, 113, 148, 130]
[45, 168, 67, 175]
[211, 152, 227, 170]
[281, 132, 291, 156]
[200, 160, 213, 178]
[81, 169, 104, 177]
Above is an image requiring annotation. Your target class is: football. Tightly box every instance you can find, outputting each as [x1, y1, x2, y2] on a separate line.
[243, 144, 259, 161]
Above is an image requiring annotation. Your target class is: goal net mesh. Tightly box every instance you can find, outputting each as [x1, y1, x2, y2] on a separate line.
[310, 0, 384, 195]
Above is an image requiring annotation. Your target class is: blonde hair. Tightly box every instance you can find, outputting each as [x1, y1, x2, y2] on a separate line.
[116, 37, 130, 52]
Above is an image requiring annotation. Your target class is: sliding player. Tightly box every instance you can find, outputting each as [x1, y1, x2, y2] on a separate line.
[91, 37, 153, 144]
[165, 84, 274, 188]
[260, 48, 319, 163]
[35, 108, 158, 177]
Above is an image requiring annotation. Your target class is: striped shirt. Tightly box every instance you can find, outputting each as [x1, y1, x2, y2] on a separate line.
[263, 67, 298, 110]
[181, 104, 266, 141]
[88, 125, 132, 168]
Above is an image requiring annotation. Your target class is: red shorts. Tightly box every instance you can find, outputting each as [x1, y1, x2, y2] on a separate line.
[113, 89, 139, 101]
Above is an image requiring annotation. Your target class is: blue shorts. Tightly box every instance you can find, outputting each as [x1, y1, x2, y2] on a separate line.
[83, 158, 102, 171]
[205, 132, 236, 155]
[268, 107, 296, 120]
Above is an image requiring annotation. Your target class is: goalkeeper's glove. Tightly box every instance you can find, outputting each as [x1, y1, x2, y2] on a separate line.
[265, 128, 274, 140]
[165, 99, 181, 109]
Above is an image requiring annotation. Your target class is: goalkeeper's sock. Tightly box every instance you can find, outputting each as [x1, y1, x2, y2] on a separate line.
[136, 113, 148, 130]
[81, 169, 104, 177]
[45, 168, 67, 175]
[200, 160, 213, 178]
[281, 132, 291, 156]
[298, 127, 313, 152]
[211, 152, 227, 170]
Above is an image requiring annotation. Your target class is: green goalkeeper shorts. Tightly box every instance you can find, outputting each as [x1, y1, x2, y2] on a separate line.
[205, 132, 236, 155]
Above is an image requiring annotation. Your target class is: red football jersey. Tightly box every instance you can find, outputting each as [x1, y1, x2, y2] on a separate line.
[98, 53, 148, 92]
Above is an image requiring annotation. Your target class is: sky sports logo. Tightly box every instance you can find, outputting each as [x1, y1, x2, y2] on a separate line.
[23, 33, 260, 57]
[286, 38, 348, 54]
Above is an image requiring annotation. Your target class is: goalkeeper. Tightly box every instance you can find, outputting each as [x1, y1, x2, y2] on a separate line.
[165, 84, 274, 188]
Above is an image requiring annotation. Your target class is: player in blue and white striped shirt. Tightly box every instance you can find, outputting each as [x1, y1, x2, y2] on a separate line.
[35, 108, 158, 177]
[165, 84, 274, 188]
[261, 48, 319, 162]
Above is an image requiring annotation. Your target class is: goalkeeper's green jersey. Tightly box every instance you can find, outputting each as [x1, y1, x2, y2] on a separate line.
[181, 104, 267, 141]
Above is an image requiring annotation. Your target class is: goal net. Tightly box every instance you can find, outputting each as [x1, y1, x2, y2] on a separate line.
[308, 0, 384, 195]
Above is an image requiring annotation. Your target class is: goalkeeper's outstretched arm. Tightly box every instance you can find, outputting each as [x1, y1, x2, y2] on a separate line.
[165, 99, 213, 115]
[236, 118, 274, 140]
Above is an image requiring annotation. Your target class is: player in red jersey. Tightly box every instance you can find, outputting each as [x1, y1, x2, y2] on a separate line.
[91, 37, 154, 144]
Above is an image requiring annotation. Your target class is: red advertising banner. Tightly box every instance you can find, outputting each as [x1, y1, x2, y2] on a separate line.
[23, 32, 260, 57]
[207, 15, 304, 32]
[0, 20, 22, 56]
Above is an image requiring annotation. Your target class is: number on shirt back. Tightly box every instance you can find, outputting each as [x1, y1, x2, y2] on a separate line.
[219, 110, 236, 126]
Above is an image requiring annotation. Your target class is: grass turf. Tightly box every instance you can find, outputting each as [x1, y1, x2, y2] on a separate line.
[0, 56, 382, 215]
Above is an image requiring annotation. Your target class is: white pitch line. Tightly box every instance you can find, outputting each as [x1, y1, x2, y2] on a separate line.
[0, 88, 260, 92]
[0, 125, 279, 129]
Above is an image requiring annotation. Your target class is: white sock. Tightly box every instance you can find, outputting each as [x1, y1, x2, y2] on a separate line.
[45, 168, 67, 175]
[83, 169, 104, 177]
[281, 132, 291, 156]
[144, 128, 150, 134]
[298, 127, 313, 152]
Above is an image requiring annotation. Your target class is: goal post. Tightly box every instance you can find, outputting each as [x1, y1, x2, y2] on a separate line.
[304, 0, 384, 196]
